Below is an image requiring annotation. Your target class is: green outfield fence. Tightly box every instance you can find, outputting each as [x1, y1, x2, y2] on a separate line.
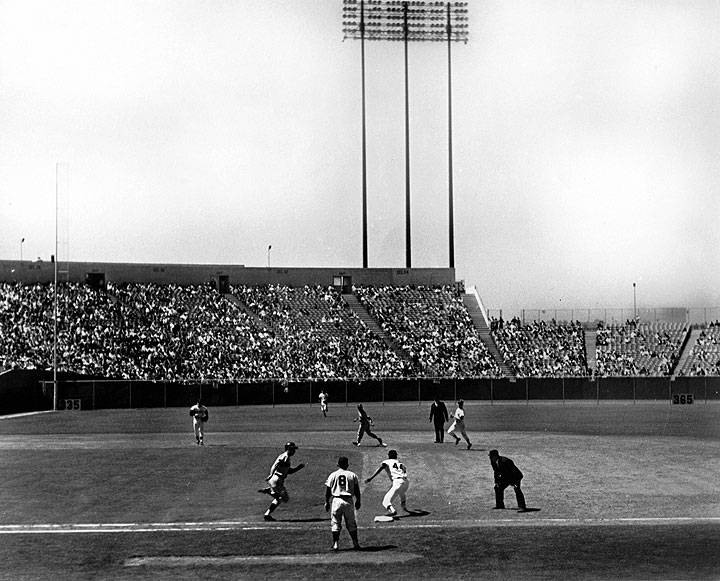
[17, 375, 720, 412]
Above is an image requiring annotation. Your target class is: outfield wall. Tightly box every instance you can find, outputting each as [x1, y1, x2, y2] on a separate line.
[8, 375, 717, 413]
[0, 260, 455, 288]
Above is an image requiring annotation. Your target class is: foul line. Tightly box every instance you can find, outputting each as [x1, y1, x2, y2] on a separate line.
[1, 516, 719, 535]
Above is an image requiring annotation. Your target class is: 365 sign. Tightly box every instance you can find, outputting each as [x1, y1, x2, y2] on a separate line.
[672, 393, 693, 405]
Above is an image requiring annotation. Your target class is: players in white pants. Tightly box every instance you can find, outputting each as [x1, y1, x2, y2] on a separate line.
[189, 401, 209, 445]
[325, 456, 361, 551]
[365, 449, 409, 516]
[448, 399, 472, 450]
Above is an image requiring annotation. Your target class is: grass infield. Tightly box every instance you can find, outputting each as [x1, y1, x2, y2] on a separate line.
[0, 401, 718, 580]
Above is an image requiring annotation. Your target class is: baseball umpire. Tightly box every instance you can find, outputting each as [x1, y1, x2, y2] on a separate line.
[489, 449, 529, 512]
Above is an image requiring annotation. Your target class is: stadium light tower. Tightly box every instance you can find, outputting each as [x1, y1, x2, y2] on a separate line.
[343, 0, 469, 269]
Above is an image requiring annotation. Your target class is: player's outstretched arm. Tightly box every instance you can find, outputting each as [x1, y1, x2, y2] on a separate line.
[289, 462, 305, 474]
[364, 465, 383, 483]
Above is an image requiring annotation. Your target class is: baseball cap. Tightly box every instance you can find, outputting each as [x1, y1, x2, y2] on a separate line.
[285, 441, 298, 450]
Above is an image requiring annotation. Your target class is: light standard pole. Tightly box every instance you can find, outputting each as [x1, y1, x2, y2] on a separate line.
[633, 282, 637, 321]
[267, 245, 272, 268]
[343, 0, 469, 269]
[20, 238, 24, 262]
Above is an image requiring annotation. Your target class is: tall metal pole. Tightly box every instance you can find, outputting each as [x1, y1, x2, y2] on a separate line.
[360, 0, 368, 268]
[447, 3, 455, 269]
[403, 1, 411, 268]
[633, 282, 637, 321]
[53, 163, 59, 411]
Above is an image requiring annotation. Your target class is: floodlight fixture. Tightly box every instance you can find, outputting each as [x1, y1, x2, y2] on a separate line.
[343, 0, 468, 269]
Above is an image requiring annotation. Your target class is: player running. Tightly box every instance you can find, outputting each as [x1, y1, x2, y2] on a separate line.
[352, 404, 386, 447]
[258, 442, 305, 521]
[189, 400, 209, 445]
[319, 390, 329, 417]
[448, 399, 472, 449]
[364, 449, 410, 517]
[324, 456, 361, 551]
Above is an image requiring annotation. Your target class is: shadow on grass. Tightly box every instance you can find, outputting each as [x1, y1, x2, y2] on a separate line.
[279, 517, 327, 523]
[396, 509, 430, 519]
[356, 545, 397, 552]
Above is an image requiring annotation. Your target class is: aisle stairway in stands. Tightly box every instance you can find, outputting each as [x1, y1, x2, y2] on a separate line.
[342, 293, 413, 366]
[584, 329, 597, 375]
[461, 293, 514, 378]
[224, 294, 271, 332]
[674, 327, 703, 376]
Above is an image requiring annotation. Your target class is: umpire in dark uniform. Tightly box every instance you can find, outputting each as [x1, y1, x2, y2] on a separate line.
[489, 449, 528, 512]
[428, 397, 449, 443]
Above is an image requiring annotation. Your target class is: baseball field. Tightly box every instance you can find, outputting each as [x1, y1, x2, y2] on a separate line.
[0, 400, 718, 580]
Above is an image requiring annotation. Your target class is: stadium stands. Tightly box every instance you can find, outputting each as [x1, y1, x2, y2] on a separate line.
[0, 281, 711, 381]
[677, 322, 720, 376]
[594, 320, 687, 377]
[490, 317, 589, 378]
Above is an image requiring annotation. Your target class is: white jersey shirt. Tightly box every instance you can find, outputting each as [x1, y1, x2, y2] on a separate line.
[325, 468, 359, 499]
[381, 458, 408, 481]
[269, 451, 293, 481]
[453, 407, 465, 424]
[319, 392, 328, 404]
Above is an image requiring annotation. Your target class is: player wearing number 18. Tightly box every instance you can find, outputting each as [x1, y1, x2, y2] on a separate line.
[324, 456, 361, 551]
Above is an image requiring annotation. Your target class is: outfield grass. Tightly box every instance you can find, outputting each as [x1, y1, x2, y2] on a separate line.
[0, 402, 718, 580]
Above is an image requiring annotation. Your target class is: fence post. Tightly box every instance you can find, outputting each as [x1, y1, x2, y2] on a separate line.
[163, 382, 167, 408]
[562, 377, 565, 405]
[345, 380, 348, 406]
[272, 381, 275, 408]
[235, 382, 238, 407]
[382, 379, 385, 406]
[454, 378, 457, 403]
[490, 379, 494, 406]
[596, 377, 600, 405]
[526, 378, 529, 405]
[129, 381, 132, 409]
[633, 377, 636, 404]
[92, 381, 96, 410]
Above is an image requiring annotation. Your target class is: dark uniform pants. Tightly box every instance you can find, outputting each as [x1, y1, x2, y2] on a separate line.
[494, 479, 526, 509]
[433, 422, 445, 442]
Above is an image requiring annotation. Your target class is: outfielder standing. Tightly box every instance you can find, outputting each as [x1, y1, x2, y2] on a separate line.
[258, 442, 305, 521]
[189, 400, 209, 445]
[352, 403, 386, 447]
[489, 449, 528, 512]
[324, 456, 361, 551]
[319, 389, 329, 417]
[365, 449, 409, 517]
[448, 399, 472, 449]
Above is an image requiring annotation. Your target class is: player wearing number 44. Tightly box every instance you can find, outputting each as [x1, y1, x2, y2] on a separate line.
[324, 456, 361, 551]
[365, 449, 410, 517]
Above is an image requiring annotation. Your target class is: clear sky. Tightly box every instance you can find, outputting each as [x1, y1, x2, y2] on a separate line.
[1, 0, 719, 312]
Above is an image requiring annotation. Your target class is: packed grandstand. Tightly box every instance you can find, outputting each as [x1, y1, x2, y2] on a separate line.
[1, 278, 716, 381]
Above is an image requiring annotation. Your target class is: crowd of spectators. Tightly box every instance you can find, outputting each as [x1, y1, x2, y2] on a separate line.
[594, 319, 686, 376]
[490, 317, 589, 377]
[354, 285, 501, 377]
[678, 322, 720, 376]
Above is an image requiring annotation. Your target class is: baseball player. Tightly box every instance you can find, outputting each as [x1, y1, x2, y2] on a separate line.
[258, 442, 305, 521]
[428, 397, 449, 443]
[352, 403, 386, 447]
[489, 449, 528, 512]
[319, 390, 329, 417]
[324, 456, 361, 551]
[189, 400, 209, 445]
[447, 399, 472, 449]
[364, 449, 409, 517]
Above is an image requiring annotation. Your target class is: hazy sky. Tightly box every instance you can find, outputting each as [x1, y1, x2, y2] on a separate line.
[1, 0, 719, 312]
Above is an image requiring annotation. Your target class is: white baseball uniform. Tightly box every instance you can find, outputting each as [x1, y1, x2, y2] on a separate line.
[325, 468, 360, 532]
[447, 406, 467, 439]
[380, 458, 409, 510]
[189, 404, 208, 444]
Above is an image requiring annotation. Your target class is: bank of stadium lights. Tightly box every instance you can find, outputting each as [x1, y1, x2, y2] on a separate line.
[342, 1, 468, 269]
[342, 1, 469, 43]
